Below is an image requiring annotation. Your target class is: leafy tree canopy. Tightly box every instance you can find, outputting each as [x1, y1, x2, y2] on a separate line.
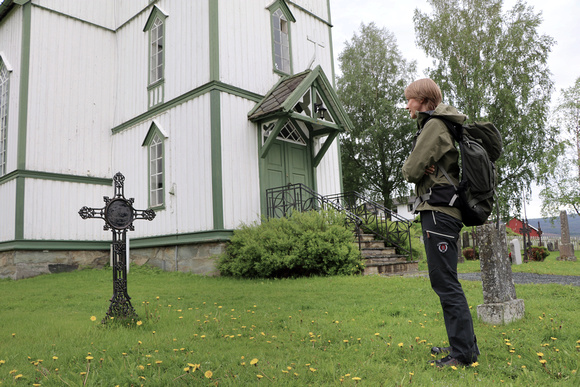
[540, 77, 580, 216]
[337, 22, 417, 209]
[414, 0, 561, 217]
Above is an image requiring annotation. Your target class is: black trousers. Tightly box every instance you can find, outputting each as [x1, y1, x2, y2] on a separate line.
[421, 210, 478, 364]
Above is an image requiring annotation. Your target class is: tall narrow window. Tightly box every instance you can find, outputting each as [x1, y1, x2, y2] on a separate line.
[272, 9, 290, 73]
[149, 133, 164, 208]
[149, 17, 164, 85]
[0, 59, 9, 177]
[144, 6, 167, 108]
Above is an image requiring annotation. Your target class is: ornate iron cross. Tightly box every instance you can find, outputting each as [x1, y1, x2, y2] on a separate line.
[79, 172, 155, 323]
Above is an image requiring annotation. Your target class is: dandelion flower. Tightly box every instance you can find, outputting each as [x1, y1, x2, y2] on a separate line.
[352, 377, 361, 381]
[155, 360, 162, 365]
[205, 370, 213, 378]
[451, 366, 457, 370]
[250, 358, 259, 365]
[309, 368, 317, 372]
[537, 352, 544, 357]
[540, 359, 547, 364]
[90, 316, 97, 321]
[86, 356, 93, 361]
[398, 343, 404, 347]
[257, 375, 263, 378]
[136, 321, 143, 326]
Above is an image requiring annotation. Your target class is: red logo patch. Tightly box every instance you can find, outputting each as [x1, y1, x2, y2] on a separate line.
[437, 242, 448, 253]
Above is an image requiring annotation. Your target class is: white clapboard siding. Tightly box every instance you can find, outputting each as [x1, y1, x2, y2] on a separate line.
[111, 94, 214, 238]
[218, 1, 279, 94]
[220, 93, 261, 229]
[315, 140, 342, 197]
[31, 0, 118, 30]
[0, 181, 17, 242]
[164, 0, 210, 99]
[26, 8, 114, 177]
[290, 7, 333, 75]
[114, 11, 150, 125]
[24, 179, 110, 241]
[292, 0, 330, 20]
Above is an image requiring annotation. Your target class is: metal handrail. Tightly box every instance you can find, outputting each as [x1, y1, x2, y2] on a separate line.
[265, 183, 365, 249]
[324, 191, 413, 257]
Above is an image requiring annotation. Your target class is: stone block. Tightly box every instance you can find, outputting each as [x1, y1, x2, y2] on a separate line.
[477, 298, 525, 325]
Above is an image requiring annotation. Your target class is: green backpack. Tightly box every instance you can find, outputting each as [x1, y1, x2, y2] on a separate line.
[428, 116, 503, 226]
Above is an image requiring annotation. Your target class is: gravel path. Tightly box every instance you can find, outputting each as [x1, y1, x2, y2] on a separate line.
[458, 272, 580, 287]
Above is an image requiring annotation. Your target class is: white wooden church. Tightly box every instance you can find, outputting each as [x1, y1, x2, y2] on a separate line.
[0, 0, 353, 278]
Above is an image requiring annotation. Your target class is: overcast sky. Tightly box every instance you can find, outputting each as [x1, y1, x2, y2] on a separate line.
[330, 0, 580, 218]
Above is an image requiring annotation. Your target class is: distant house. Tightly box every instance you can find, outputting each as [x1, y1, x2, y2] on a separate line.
[393, 196, 416, 221]
[507, 218, 541, 237]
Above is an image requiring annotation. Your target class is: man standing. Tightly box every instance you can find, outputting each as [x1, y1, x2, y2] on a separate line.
[402, 78, 479, 367]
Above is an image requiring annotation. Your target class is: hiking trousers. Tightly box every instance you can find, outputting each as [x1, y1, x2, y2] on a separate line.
[420, 210, 478, 364]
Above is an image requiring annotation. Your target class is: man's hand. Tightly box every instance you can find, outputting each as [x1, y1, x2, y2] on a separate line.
[424, 165, 435, 175]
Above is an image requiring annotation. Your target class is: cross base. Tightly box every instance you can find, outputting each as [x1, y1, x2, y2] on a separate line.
[102, 291, 139, 324]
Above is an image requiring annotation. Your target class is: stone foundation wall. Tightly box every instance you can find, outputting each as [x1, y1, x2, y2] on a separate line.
[0, 242, 225, 280]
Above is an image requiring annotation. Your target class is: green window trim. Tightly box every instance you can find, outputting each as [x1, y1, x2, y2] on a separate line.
[144, 5, 168, 108]
[142, 121, 167, 210]
[0, 54, 11, 177]
[268, 0, 295, 75]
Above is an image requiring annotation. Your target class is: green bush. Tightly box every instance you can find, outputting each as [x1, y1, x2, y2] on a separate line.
[217, 210, 364, 278]
[527, 246, 549, 262]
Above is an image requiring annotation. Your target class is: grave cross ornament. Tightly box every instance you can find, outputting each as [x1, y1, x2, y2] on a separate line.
[79, 172, 155, 323]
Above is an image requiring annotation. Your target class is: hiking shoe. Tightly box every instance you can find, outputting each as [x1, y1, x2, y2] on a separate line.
[430, 346, 451, 355]
[432, 355, 468, 368]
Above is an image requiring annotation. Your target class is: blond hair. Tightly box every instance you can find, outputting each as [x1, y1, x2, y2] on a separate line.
[404, 79, 442, 111]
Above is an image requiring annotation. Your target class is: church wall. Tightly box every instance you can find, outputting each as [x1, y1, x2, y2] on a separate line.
[24, 178, 111, 241]
[25, 6, 115, 178]
[0, 180, 16, 242]
[315, 140, 342, 196]
[111, 94, 214, 238]
[220, 93, 261, 229]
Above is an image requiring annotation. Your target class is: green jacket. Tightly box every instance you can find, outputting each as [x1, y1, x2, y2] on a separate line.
[402, 104, 466, 220]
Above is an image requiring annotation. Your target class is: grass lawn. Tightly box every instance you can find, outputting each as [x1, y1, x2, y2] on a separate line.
[1, 263, 579, 386]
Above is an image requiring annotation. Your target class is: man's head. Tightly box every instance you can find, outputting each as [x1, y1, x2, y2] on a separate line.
[404, 78, 442, 111]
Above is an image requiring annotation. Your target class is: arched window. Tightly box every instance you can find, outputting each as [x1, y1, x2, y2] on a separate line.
[144, 6, 168, 108]
[269, 2, 294, 75]
[142, 122, 167, 209]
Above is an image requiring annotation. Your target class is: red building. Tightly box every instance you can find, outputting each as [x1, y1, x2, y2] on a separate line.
[507, 218, 541, 237]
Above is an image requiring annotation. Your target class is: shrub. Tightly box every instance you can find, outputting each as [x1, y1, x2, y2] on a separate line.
[217, 210, 364, 279]
[462, 247, 479, 260]
[527, 246, 549, 262]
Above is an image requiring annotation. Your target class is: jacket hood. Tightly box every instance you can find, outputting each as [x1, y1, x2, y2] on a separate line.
[417, 103, 466, 127]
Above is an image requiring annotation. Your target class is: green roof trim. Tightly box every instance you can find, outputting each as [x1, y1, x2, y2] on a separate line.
[267, 0, 296, 23]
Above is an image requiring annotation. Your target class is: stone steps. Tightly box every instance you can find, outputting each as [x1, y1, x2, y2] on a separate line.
[356, 233, 418, 276]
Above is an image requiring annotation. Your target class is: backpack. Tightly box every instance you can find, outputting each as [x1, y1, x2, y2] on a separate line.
[427, 116, 502, 226]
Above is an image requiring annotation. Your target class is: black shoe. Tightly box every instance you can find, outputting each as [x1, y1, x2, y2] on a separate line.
[432, 355, 469, 368]
[430, 346, 451, 355]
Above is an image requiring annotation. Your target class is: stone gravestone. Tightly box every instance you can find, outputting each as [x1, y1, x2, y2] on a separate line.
[547, 242, 554, 252]
[558, 210, 576, 261]
[509, 238, 522, 265]
[476, 224, 525, 325]
[463, 232, 470, 249]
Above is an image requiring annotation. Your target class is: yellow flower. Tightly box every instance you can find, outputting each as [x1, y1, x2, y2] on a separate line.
[155, 360, 162, 365]
[398, 343, 404, 347]
[257, 375, 263, 378]
[537, 352, 544, 357]
[52, 356, 58, 360]
[375, 333, 380, 336]
[471, 362, 479, 367]
[451, 366, 458, 370]
[352, 377, 361, 381]
[309, 367, 317, 372]
[250, 358, 259, 365]
[138, 365, 145, 371]
[205, 370, 213, 378]
[540, 359, 547, 364]
[86, 356, 93, 361]
[136, 321, 143, 326]
[14, 374, 23, 379]
[90, 316, 97, 321]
